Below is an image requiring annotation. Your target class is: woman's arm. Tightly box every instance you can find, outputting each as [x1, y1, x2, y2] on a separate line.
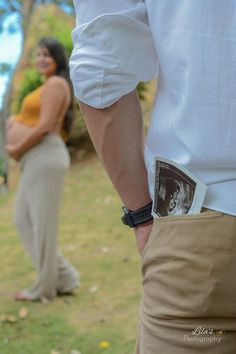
[5, 115, 16, 131]
[5, 77, 67, 160]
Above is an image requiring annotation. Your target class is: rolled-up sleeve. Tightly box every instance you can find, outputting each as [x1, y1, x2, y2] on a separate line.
[69, 0, 158, 108]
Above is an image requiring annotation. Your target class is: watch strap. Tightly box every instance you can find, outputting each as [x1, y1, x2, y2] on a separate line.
[122, 202, 153, 227]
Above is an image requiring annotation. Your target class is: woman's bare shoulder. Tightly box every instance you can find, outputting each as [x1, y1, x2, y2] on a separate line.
[43, 76, 70, 95]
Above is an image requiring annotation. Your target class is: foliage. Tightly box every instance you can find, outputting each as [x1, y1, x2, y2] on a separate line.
[12, 4, 74, 112]
[0, 1, 74, 75]
[0, 63, 13, 75]
[30, 5, 74, 57]
[137, 82, 147, 101]
[0, 158, 5, 176]
[0, 158, 7, 190]
[15, 68, 43, 112]
[0, 0, 74, 32]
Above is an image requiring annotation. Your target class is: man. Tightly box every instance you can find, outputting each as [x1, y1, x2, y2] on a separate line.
[70, 1, 236, 353]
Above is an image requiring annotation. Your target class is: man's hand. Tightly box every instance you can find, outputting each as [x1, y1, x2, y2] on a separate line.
[5, 144, 22, 161]
[134, 220, 154, 256]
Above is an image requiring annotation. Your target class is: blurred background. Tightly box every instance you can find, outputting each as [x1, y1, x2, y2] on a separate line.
[0, 1, 155, 353]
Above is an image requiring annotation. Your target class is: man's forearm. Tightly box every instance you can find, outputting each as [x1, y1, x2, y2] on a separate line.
[79, 90, 151, 211]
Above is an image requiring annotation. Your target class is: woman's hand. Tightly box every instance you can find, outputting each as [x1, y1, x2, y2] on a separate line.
[5, 144, 22, 161]
[6, 115, 16, 131]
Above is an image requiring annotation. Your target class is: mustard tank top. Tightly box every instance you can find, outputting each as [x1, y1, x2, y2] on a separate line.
[15, 85, 68, 141]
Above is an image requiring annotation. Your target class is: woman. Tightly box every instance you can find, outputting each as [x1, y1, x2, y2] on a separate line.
[5, 37, 79, 301]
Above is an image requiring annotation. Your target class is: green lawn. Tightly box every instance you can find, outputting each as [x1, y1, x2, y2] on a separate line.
[0, 156, 142, 354]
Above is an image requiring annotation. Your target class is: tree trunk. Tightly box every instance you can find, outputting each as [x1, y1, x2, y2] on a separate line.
[22, 0, 36, 38]
[0, 0, 35, 191]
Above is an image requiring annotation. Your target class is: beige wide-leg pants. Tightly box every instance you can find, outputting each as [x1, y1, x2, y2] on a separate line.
[14, 134, 79, 300]
[135, 210, 236, 353]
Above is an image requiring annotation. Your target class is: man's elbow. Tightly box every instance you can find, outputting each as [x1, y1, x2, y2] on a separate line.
[70, 62, 130, 110]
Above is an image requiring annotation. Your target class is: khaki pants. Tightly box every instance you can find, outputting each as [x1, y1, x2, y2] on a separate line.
[136, 210, 236, 353]
[14, 134, 79, 300]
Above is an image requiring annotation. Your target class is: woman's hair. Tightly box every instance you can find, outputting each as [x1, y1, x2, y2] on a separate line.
[37, 37, 74, 136]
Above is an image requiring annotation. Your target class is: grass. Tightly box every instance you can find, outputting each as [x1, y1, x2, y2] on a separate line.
[0, 155, 142, 354]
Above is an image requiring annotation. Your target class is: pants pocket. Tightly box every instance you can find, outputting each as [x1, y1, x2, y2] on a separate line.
[141, 211, 236, 319]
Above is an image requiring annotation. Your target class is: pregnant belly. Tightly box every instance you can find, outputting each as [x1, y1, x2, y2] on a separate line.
[6, 121, 32, 145]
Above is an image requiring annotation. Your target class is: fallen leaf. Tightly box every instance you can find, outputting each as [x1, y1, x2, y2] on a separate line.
[41, 297, 50, 305]
[1, 315, 17, 323]
[70, 350, 82, 354]
[89, 285, 99, 293]
[1, 315, 7, 322]
[18, 307, 28, 319]
[99, 341, 111, 349]
[66, 244, 76, 251]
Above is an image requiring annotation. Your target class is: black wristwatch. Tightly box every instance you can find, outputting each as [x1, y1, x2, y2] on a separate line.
[121, 202, 153, 228]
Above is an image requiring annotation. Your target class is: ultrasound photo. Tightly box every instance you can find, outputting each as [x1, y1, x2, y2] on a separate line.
[152, 157, 207, 217]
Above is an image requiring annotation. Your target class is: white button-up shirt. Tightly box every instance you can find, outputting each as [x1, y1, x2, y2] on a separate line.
[70, 0, 236, 216]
